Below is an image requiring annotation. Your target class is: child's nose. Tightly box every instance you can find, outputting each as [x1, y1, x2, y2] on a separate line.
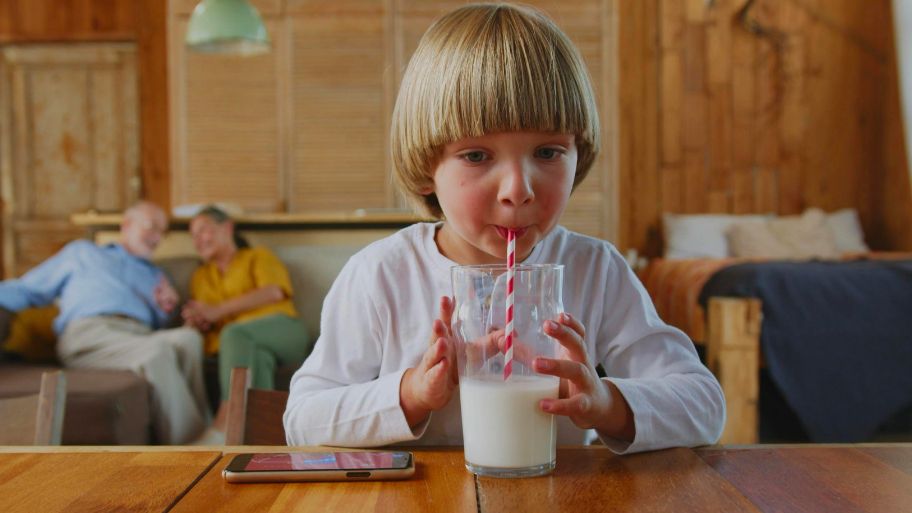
[497, 160, 535, 207]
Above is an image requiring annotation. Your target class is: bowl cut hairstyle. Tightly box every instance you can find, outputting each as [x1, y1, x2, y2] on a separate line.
[390, 2, 601, 218]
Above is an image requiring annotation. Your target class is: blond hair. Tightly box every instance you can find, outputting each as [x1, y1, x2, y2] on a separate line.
[391, 3, 600, 218]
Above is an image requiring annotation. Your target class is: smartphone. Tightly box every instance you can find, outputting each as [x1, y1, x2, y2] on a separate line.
[222, 451, 415, 483]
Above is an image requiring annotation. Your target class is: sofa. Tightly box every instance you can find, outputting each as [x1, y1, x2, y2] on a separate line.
[0, 244, 363, 444]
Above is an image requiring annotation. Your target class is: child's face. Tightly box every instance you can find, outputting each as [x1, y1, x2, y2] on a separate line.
[430, 131, 576, 264]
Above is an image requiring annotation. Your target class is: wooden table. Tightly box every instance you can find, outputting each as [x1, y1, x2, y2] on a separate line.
[171, 447, 476, 512]
[699, 445, 912, 513]
[0, 449, 220, 513]
[1, 445, 909, 512]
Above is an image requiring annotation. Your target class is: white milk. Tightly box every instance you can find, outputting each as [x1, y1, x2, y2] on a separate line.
[460, 376, 559, 469]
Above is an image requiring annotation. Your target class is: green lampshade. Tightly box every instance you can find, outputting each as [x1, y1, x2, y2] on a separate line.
[186, 0, 270, 56]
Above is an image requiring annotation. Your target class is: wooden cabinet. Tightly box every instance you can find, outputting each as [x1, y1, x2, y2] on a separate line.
[167, 0, 619, 241]
[0, 44, 139, 276]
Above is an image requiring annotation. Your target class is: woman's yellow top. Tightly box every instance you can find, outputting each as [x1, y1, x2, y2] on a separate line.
[190, 246, 297, 355]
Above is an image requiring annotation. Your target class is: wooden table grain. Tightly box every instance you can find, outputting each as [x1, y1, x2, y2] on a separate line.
[170, 447, 477, 513]
[0, 450, 220, 513]
[698, 445, 912, 513]
[2, 445, 908, 512]
[475, 447, 760, 513]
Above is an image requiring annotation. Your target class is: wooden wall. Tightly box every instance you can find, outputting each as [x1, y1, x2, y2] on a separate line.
[619, 0, 912, 256]
[0, 0, 137, 42]
[1, 0, 909, 255]
[166, 0, 619, 240]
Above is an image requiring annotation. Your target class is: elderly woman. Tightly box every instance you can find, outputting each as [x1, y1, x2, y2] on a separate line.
[184, 205, 312, 429]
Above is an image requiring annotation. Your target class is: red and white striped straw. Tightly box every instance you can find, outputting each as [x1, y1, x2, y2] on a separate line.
[504, 229, 516, 380]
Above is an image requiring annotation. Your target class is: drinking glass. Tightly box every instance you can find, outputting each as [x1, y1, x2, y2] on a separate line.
[451, 263, 563, 478]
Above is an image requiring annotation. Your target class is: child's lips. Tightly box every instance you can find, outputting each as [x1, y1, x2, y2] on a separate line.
[495, 226, 528, 239]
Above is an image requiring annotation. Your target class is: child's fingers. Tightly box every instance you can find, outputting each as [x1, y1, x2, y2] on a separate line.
[466, 330, 502, 369]
[420, 338, 448, 371]
[439, 296, 454, 331]
[540, 394, 592, 417]
[543, 316, 588, 364]
[428, 318, 450, 346]
[557, 312, 585, 339]
[507, 337, 539, 367]
[532, 357, 589, 386]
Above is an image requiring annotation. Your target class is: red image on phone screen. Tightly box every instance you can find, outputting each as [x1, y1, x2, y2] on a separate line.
[244, 452, 396, 471]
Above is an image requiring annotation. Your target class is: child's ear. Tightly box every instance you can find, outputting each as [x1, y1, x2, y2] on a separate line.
[418, 184, 435, 195]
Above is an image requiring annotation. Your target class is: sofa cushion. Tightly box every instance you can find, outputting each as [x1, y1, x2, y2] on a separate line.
[274, 245, 361, 343]
[1, 305, 59, 362]
[156, 256, 202, 306]
[0, 363, 151, 445]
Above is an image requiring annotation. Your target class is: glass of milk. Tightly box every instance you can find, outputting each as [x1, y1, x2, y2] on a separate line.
[451, 264, 563, 478]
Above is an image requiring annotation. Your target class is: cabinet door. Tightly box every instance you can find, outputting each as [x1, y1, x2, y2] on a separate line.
[0, 44, 140, 277]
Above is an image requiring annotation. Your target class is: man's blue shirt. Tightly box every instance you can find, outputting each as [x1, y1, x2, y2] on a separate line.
[0, 240, 171, 334]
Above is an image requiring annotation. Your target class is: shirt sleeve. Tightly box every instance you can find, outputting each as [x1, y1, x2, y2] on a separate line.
[0, 241, 79, 311]
[593, 248, 726, 453]
[251, 247, 294, 297]
[283, 254, 417, 447]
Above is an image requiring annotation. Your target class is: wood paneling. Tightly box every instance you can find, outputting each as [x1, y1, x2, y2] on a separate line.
[9, 1, 906, 253]
[0, 0, 136, 43]
[137, 0, 171, 210]
[619, 0, 912, 256]
[170, 16, 286, 212]
[289, 6, 392, 212]
[168, 0, 621, 240]
[618, 0, 661, 257]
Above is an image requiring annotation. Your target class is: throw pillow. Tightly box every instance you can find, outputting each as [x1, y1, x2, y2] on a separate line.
[767, 208, 841, 259]
[728, 221, 793, 259]
[826, 208, 869, 253]
[663, 213, 770, 259]
[1, 305, 59, 362]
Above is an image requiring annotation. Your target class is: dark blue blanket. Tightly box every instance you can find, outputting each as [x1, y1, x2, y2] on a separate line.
[699, 259, 912, 442]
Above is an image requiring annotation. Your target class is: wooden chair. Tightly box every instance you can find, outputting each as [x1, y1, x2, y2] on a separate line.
[224, 367, 289, 445]
[0, 370, 66, 445]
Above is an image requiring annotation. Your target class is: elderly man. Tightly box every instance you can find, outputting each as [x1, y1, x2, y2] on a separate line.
[0, 202, 209, 444]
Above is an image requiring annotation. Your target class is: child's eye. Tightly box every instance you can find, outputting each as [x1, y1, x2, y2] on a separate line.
[460, 151, 488, 163]
[535, 147, 563, 160]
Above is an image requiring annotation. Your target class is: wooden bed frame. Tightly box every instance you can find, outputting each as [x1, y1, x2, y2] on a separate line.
[705, 297, 762, 445]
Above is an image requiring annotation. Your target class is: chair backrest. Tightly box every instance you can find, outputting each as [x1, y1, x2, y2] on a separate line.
[224, 367, 289, 445]
[0, 371, 66, 445]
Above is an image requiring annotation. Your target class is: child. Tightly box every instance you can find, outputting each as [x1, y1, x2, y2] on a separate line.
[284, 3, 725, 453]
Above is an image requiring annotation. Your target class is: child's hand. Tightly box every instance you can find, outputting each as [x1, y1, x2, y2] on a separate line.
[533, 313, 635, 442]
[399, 296, 457, 428]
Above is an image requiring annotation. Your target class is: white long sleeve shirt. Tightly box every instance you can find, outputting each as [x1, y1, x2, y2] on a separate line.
[284, 223, 725, 453]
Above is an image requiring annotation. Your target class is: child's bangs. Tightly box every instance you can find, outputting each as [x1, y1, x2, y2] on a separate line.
[429, 12, 591, 145]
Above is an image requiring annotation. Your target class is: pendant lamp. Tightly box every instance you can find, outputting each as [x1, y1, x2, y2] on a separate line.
[186, 0, 270, 56]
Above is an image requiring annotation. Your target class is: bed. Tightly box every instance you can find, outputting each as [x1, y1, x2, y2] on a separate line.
[640, 209, 912, 444]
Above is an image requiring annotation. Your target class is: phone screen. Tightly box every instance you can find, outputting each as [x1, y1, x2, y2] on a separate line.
[241, 452, 411, 472]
